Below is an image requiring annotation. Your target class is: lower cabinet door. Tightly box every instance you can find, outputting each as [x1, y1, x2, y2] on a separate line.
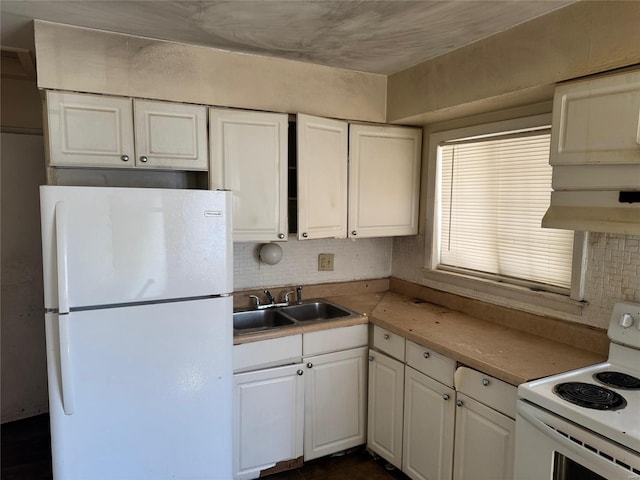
[402, 366, 455, 480]
[367, 349, 404, 469]
[303, 346, 368, 461]
[233, 363, 305, 480]
[452, 393, 515, 480]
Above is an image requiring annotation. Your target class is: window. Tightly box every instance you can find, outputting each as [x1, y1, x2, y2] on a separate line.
[425, 114, 586, 313]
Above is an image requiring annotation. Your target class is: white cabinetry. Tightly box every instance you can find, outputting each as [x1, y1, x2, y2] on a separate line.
[232, 335, 303, 480]
[45, 91, 207, 170]
[296, 117, 422, 240]
[296, 114, 348, 240]
[302, 325, 368, 461]
[233, 363, 304, 480]
[367, 348, 405, 468]
[348, 124, 422, 238]
[367, 326, 406, 469]
[453, 367, 516, 480]
[543, 69, 640, 234]
[209, 108, 289, 242]
[403, 342, 456, 480]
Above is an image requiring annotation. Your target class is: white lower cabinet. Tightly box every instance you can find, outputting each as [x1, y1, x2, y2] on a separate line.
[402, 366, 455, 480]
[233, 363, 304, 480]
[452, 393, 515, 480]
[453, 367, 516, 480]
[367, 326, 516, 480]
[303, 346, 368, 460]
[367, 348, 405, 469]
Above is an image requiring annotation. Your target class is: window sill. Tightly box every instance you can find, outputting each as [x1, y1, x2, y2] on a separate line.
[420, 268, 586, 320]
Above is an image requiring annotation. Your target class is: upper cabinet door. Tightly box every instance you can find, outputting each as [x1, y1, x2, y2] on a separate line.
[551, 69, 640, 165]
[209, 108, 288, 242]
[46, 91, 135, 168]
[133, 99, 208, 171]
[348, 124, 422, 238]
[297, 114, 348, 240]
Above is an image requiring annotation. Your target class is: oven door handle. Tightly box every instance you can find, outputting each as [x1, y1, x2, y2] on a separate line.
[518, 404, 612, 471]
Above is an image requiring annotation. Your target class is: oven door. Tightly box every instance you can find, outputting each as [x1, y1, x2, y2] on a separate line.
[514, 400, 640, 480]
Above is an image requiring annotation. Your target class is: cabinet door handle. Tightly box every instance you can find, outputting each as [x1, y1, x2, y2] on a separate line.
[482, 378, 490, 386]
[297, 369, 304, 376]
[351, 231, 357, 236]
[120, 155, 129, 162]
[368, 355, 374, 362]
[306, 362, 313, 368]
[139, 156, 148, 163]
[278, 233, 285, 239]
[423, 352, 430, 359]
[383, 334, 390, 340]
[443, 394, 450, 400]
[302, 232, 308, 238]
[456, 400, 463, 407]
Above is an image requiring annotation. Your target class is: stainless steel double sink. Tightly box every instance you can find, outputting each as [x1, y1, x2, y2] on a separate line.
[233, 299, 360, 335]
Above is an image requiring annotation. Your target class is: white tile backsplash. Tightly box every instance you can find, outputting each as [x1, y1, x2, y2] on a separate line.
[391, 232, 640, 330]
[234, 236, 392, 290]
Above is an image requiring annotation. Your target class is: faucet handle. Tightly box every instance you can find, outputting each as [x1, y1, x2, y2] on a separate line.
[296, 285, 303, 304]
[284, 290, 296, 303]
[263, 290, 276, 304]
[248, 295, 261, 307]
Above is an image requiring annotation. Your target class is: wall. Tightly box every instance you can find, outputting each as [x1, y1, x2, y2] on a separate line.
[387, 1, 640, 124]
[234, 237, 392, 291]
[33, 21, 387, 123]
[1, 67, 50, 422]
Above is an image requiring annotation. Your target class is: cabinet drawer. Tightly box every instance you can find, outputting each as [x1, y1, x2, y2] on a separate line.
[372, 325, 405, 362]
[406, 340, 456, 388]
[454, 367, 517, 419]
[233, 335, 302, 373]
[303, 324, 367, 356]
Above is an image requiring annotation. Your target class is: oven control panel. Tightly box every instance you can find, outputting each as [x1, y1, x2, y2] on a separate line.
[608, 301, 640, 348]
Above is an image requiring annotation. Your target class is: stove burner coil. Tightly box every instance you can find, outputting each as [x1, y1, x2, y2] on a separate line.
[552, 382, 627, 410]
[593, 371, 640, 390]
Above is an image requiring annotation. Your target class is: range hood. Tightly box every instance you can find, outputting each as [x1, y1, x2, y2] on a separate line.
[542, 68, 640, 235]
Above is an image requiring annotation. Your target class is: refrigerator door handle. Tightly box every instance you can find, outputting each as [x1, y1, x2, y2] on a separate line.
[55, 201, 70, 314]
[59, 314, 76, 415]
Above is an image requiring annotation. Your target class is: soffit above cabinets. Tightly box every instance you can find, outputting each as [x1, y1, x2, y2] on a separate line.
[1, 1, 575, 75]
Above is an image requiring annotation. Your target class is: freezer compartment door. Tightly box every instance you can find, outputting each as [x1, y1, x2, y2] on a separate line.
[45, 297, 232, 480]
[40, 186, 232, 310]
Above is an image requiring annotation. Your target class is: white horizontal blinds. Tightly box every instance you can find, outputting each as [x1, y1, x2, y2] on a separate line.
[439, 131, 574, 289]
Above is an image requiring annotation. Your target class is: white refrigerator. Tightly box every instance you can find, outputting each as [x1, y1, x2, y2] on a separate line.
[40, 185, 233, 479]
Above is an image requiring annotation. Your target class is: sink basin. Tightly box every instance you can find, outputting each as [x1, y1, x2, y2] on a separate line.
[281, 301, 352, 322]
[233, 309, 295, 332]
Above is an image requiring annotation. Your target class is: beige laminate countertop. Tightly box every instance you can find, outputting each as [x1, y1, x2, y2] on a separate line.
[234, 290, 606, 386]
[370, 292, 606, 386]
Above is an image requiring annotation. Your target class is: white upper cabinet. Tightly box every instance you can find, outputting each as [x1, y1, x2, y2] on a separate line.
[348, 124, 422, 238]
[209, 108, 288, 242]
[46, 91, 135, 168]
[296, 114, 348, 240]
[551, 69, 640, 166]
[133, 99, 208, 170]
[46, 91, 207, 170]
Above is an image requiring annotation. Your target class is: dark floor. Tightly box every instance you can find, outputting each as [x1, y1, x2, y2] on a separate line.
[1, 414, 407, 480]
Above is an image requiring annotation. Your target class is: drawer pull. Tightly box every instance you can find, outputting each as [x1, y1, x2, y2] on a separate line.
[423, 351, 430, 359]
[443, 394, 450, 400]
[306, 362, 313, 369]
[482, 378, 490, 386]
[383, 334, 390, 340]
[456, 400, 463, 407]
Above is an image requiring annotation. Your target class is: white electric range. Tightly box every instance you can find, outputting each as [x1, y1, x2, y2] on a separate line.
[514, 301, 640, 480]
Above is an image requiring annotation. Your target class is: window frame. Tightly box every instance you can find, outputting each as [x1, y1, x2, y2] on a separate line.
[423, 114, 587, 316]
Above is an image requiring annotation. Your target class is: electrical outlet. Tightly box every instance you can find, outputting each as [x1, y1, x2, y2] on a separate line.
[318, 253, 334, 271]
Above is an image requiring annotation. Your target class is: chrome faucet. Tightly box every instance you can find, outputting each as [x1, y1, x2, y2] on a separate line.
[263, 290, 276, 304]
[249, 290, 289, 310]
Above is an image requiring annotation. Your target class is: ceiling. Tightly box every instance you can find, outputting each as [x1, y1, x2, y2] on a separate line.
[1, 0, 575, 75]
